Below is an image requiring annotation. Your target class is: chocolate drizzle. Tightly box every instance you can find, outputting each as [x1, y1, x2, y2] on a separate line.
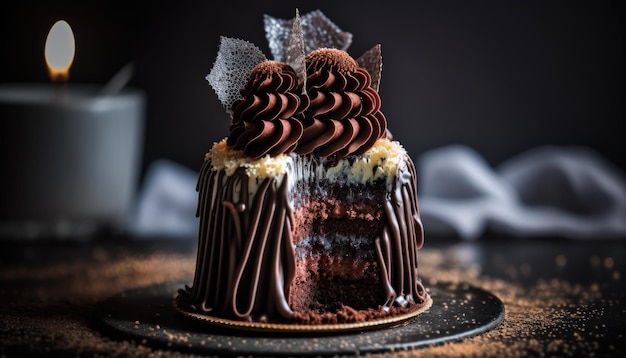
[376, 154, 426, 308]
[178, 149, 426, 323]
[178, 159, 297, 321]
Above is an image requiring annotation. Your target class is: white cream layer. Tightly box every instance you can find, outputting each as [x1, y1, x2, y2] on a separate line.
[206, 138, 409, 200]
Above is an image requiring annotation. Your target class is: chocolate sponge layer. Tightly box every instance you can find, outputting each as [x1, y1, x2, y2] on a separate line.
[289, 183, 386, 314]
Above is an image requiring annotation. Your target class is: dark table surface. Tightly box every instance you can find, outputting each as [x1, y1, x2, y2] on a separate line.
[0, 233, 624, 357]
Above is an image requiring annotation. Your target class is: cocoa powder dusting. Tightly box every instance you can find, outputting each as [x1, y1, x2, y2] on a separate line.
[0, 240, 622, 357]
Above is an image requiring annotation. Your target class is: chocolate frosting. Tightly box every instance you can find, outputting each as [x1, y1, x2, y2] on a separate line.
[296, 49, 387, 158]
[227, 61, 309, 159]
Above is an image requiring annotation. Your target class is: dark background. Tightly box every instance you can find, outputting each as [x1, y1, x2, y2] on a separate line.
[1, 0, 624, 179]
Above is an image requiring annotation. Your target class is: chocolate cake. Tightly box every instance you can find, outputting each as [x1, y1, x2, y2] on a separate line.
[175, 10, 430, 330]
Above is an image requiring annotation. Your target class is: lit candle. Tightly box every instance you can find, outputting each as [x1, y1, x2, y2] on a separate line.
[45, 20, 75, 84]
[0, 20, 146, 239]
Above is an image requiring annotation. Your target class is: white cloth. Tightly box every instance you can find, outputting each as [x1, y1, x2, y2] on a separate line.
[418, 145, 626, 239]
[129, 159, 199, 238]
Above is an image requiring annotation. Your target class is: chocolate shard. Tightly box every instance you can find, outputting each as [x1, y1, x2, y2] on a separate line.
[264, 9, 353, 62]
[206, 36, 267, 115]
[284, 9, 307, 94]
[357, 44, 383, 92]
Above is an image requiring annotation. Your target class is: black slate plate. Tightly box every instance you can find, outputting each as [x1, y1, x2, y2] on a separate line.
[93, 281, 504, 356]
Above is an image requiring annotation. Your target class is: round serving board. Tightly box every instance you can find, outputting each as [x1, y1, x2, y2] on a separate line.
[173, 292, 432, 333]
[93, 281, 504, 356]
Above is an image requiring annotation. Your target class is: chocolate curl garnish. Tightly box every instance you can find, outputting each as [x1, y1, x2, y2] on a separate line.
[284, 9, 306, 94]
[264, 9, 352, 62]
[206, 36, 267, 116]
[357, 44, 383, 92]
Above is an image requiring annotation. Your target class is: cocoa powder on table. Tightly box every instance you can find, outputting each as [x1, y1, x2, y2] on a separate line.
[0, 244, 622, 357]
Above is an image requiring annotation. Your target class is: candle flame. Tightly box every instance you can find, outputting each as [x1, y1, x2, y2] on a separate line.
[45, 20, 75, 83]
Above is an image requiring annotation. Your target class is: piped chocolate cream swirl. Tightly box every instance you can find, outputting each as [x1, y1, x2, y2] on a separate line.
[296, 48, 388, 158]
[228, 61, 310, 159]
